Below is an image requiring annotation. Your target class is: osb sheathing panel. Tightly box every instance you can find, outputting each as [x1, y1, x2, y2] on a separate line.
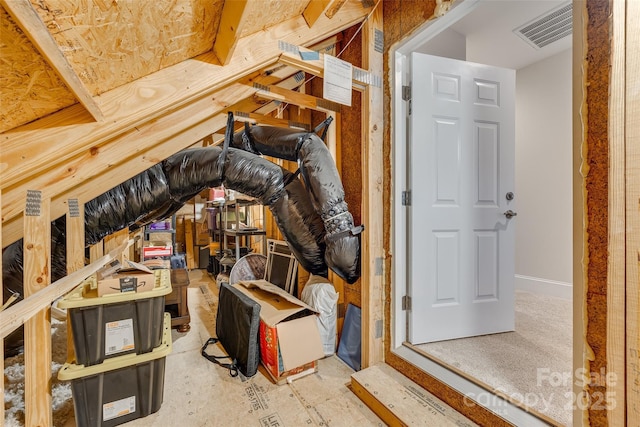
[0, 6, 76, 132]
[584, 1, 610, 425]
[239, 0, 309, 38]
[29, 0, 223, 96]
[380, 1, 509, 426]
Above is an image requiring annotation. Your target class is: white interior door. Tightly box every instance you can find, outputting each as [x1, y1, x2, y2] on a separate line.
[408, 53, 516, 344]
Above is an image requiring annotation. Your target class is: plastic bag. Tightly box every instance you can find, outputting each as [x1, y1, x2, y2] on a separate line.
[300, 275, 339, 356]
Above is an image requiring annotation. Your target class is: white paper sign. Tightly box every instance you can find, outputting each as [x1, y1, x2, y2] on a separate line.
[323, 55, 352, 106]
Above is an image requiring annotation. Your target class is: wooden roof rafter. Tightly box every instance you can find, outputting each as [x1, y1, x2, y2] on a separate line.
[277, 43, 382, 91]
[253, 83, 342, 113]
[0, 0, 104, 122]
[0, 0, 371, 191]
[213, 0, 251, 65]
[304, 0, 349, 27]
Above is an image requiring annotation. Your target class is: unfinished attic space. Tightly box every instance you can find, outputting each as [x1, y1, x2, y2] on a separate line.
[3, 1, 640, 427]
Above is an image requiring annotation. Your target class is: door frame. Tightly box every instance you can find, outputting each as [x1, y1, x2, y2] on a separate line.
[390, 0, 579, 424]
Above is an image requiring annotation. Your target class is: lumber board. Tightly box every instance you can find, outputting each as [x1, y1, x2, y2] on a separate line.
[608, 1, 627, 425]
[65, 198, 84, 364]
[0, 6, 76, 132]
[351, 364, 478, 426]
[303, 0, 331, 27]
[0, 0, 103, 122]
[213, 0, 249, 65]
[325, 0, 348, 19]
[0, 240, 127, 340]
[0, 83, 254, 230]
[185, 218, 196, 270]
[254, 83, 342, 112]
[277, 45, 381, 91]
[103, 227, 130, 264]
[2, 109, 227, 248]
[0, 1, 370, 191]
[89, 242, 103, 263]
[627, 0, 640, 423]
[360, 2, 384, 368]
[234, 111, 310, 130]
[22, 192, 52, 427]
[0, 189, 3, 423]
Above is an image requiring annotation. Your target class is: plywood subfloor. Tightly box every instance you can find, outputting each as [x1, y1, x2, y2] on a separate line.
[63, 269, 383, 427]
[351, 363, 479, 427]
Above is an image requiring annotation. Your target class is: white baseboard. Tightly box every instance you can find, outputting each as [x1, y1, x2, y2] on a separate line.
[515, 274, 572, 300]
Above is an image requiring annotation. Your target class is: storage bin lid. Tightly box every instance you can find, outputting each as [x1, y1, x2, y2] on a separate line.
[57, 268, 172, 309]
[58, 313, 172, 380]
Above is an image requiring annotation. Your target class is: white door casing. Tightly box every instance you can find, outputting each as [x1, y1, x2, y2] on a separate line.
[408, 53, 516, 344]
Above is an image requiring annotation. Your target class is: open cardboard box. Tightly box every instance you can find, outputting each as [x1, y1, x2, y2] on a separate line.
[234, 279, 324, 384]
[96, 259, 156, 297]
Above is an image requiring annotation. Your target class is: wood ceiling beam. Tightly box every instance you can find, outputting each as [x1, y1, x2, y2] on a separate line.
[304, 0, 347, 27]
[303, 0, 331, 27]
[213, 0, 250, 65]
[253, 83, 342, 113]
[1, 84, 255, 247]
[1, 62, 306, 246]
[0, 0, 104, 122]
[325, 0, 348, 19]
[277, 45, 381, 91]
[233, 111, 310, 130]
[0, 1, 371, 191]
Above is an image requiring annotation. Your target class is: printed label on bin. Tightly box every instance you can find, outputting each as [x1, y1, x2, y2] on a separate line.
[104, 319, 135, 356]
[103, 396, 136, 421]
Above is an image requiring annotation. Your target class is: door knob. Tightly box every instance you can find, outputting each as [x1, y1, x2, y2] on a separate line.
[504, 210, 518, 219]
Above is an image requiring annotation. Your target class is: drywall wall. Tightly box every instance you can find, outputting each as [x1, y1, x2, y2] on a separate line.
[514, 48, 573, 297]
[414, 27, 466, 60]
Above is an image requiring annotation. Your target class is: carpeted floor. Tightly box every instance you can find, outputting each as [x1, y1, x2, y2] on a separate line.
[414, 290, 572, 426]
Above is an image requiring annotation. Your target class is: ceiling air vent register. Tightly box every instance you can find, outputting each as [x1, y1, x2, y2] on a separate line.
[513, 2, 572, 49]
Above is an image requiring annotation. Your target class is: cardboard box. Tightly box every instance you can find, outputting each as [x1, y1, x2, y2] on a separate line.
[235, 280, 324, 384]
[97, 260, 156, 297]
[142, 242, 173, 258]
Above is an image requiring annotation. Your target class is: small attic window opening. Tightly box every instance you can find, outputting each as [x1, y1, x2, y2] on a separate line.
[513, 2, 572, 49]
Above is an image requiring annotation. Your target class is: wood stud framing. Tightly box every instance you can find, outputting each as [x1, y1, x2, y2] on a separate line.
[22, 191, 52, 426]
[609, 0, 626, 424]
[627, 0, 640, 423]
[360, 3, 384, 368]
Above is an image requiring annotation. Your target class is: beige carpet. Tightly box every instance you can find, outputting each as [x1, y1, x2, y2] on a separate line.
[414, 290, 572, 426]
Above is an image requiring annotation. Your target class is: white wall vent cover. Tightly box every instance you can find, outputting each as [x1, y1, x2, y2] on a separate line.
[513, 2, 572, 49]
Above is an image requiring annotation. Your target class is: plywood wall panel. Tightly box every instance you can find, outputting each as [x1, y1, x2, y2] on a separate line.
[0, 6, 76, 132]
[29, 0, 223, 96]
[240, 0, 308, 38]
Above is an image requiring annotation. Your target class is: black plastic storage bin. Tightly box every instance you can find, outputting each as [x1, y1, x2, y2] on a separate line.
[58, 313, 172, 427]
[57, 269, 172, 366]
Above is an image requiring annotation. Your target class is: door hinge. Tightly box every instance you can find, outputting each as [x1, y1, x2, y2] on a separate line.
[402, 85, 411, 101]
[402, 190, 411, 206]
[402, 295, 412, 311]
